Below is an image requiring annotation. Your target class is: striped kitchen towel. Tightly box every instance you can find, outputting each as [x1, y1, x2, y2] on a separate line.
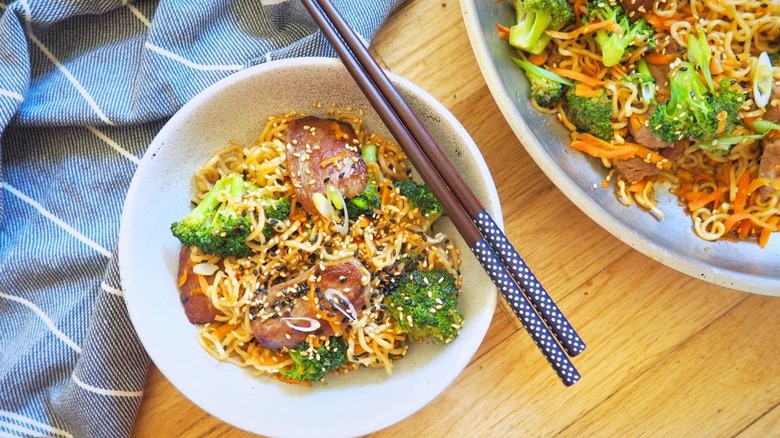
[0, 1, 402, 437]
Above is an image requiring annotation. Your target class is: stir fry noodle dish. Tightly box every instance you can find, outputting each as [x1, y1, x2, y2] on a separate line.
[498, 0, 780, 247]
[170, 110, 464, 384]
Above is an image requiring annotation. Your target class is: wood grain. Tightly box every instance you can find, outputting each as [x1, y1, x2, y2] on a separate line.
[132, 1, 780, 436]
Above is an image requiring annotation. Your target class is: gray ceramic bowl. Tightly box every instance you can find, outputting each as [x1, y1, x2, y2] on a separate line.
[118, 57, 500, 437]
[461, 0, 780, 295]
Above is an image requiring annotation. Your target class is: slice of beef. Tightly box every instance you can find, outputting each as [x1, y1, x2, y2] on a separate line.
[286, 116, 368, 215]
[758, 136, 780, 198]
[763, 83, 780, 124]
[178, 246, 218, 324]
[620, 0, 654, 18]
[250, 258, 370, 351]
[629, 112, 672, 150]
[660, 140, 686, 161]
[613, 157, 661, 182]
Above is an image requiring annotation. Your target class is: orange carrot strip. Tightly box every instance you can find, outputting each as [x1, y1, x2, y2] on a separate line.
[528, 51, 548, 66]
[724, 213, 777, 233]
[177, 269, 188, 287]
[687, 188, 724, 212]
[737, 219, 752, 239]
[212, 323, 236, 339]
[732, 171, 752, 214]
[496, 23, 510, 40]
[574, 83, 602, 98]
[759, 216, 780, 248]
[320, 151, 348, 168]
[552, 68, 603, 88]
[546, 20, 620, 40]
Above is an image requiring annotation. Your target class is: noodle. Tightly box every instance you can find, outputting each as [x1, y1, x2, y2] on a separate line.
[510, 0, 780, 247]
[180, 110, 462, 382]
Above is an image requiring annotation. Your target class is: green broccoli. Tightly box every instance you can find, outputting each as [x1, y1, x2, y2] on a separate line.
[687, 27, 715, 92]
[512, 57, 572, 108]
[170, 174, 253, 258]
[261, 197, 291, 239]
[282, 337, 347, 383]
[649, 62, 743, 145]
[508, 0, 575, 55]
[346, 176, 380, 219]
[393, 179, 444, 222]
[565, 84, 613, 141]
[621, 58, 655, 105]
[385, 269, 464, 343]
[586, 0, 655, 67]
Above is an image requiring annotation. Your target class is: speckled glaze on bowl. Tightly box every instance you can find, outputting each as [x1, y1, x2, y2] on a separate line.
[461, 0, 780, 295]
[118, 57, 500, 438]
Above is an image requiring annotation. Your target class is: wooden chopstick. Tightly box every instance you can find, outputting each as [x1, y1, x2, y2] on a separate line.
[301, 0, 581, 386]
[304, 0, 585, 359]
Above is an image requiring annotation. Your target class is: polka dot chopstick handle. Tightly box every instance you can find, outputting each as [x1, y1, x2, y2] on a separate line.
[475, 210, 586, 357]
[473, 238, 581, 386]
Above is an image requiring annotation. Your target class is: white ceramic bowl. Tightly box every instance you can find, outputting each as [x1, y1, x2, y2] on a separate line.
[119, 57, 501, 437]
[461, 0, 780, 295]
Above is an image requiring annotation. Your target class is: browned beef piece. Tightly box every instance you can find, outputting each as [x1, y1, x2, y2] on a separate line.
[629, 112, 672, 150]
[286, 116, 368, 215]
[620, 0, 655, 18]
[613, 157, 661, 182]
[758, 136, 780, 197]
[177, 247, 218, 324]
[763, 83, 780, 124]
[660, 140, 686, 161]
[250, 258, 370, 351]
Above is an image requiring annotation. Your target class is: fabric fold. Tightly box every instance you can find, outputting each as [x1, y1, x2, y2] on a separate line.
[0, 1, 403, 436]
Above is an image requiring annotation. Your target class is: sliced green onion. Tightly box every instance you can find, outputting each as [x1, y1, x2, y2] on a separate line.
[752, 119, 780, 135]
[361, 144, 377, 163]
[326, 184, 344, 210]
[511, 57, 572, 86]
[697, 134, 765, 154]
[753, 51, 773, 109]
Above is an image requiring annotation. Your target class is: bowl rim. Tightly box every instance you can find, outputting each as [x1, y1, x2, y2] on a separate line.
[460, 0, 780, 296]
[118, 56, 502, 437]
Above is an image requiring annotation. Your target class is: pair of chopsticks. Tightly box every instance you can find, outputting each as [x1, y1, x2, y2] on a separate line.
[301, 0, 584, 386]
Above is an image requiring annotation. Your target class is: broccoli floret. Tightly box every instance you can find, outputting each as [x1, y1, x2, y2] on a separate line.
[170, 174, 252, 258]
[649, 63, 743, 144]
[565, 85, 613, 141]
[385, 269, 464, 343]
[586, 0, 655, 67]
[393, 179, 444, 222]
[261, 197, 290, 239]
[509, 0, 574, 55]
[346, 176, 380, 218]
[512, 57, 572, 108]
[282, 337, 347, 383]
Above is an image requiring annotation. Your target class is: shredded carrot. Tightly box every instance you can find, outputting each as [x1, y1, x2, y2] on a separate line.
[628, 180, 648, 193]
[320, 151, 348, 168]
[724, 213, 777, 233]
[571, 133, 670, 167]
[759, 216, 780, 248]
[496, 23, 510, 40]
[277, 375, 310, 385]
[546, 20, 620, 40]
[732, 171, 752, 214]
[212, 323, 237, 339]
[574, 83, 602, 98]
[380, 183, 392, 205]
[686, 188, 724, 212]
[738, 219, 752, 239]
[644, 13, 694, 31]
[644, 52, 679, 65]
[552, 68, 603, 88]
[528, 51, 548, 66]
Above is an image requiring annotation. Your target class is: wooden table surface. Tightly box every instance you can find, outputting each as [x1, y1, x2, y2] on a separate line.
[133, 1, 780, 436]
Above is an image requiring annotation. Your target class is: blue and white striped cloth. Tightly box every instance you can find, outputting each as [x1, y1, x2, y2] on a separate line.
[0, 1, 402, 436]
